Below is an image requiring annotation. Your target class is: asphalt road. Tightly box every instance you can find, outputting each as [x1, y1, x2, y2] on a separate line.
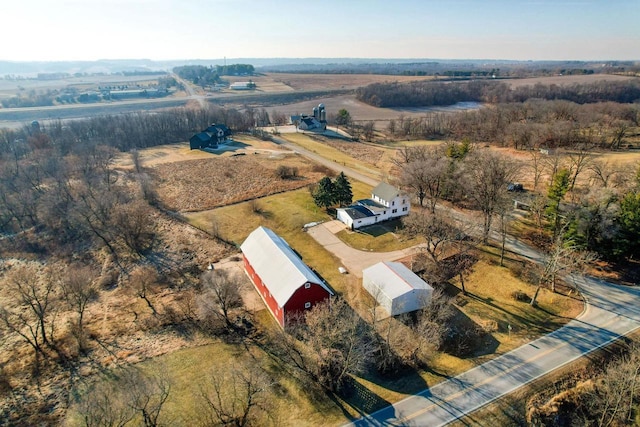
[275, 138, 640, 426]
[348, 272, 640, 426]
[340, 224, 640, 426]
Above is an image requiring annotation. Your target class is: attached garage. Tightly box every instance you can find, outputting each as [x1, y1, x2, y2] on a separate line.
[362, 261, 433, 316]
[241, 226, 334, 328]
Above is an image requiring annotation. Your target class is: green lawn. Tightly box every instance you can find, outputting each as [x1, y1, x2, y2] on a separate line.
[183, 184, 370, 295]
[336, 219, 421, 252]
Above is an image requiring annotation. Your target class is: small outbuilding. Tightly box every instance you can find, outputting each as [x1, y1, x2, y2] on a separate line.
[362, 261, 433, 316]
[241, 226, 334, 328]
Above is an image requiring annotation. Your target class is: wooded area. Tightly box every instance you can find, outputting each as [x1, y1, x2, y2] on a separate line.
[356, 79, 640, 108]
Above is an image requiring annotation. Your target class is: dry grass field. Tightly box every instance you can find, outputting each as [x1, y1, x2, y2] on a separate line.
[151, 153, 324, 212]
[261, 72, 434, 91]
[263, 94, 482, 129]
[505, 73, 637, 88]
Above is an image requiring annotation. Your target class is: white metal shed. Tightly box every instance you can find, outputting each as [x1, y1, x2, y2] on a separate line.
[362, 261, 433, 316]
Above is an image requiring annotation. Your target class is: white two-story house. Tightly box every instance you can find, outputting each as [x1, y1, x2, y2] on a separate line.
[336, 182, 410, 230]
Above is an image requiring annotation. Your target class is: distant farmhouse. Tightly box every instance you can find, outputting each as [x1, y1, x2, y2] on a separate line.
[363, 261, 433, 316]
[241, 226, 334, 328]
[189, 123, 232, 150]
[290, 103, 327, 131]
[337, 182, 410, 230]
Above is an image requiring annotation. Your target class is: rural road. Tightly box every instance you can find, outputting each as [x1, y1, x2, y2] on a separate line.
[335, 228, 640, 426]
[276, 137, 640, 426]
[347, 273, 640, 426]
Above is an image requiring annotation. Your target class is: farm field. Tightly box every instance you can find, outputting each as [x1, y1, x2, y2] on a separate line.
[505, 73, 638, 88]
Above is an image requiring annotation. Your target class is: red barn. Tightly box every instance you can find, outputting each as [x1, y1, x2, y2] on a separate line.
[241, 226, 333, 328]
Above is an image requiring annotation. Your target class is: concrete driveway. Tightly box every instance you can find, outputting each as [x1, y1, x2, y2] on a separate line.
[306, 220, 421, 278]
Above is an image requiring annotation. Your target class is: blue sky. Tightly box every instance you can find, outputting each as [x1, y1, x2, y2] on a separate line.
[3, 0, 639, 61]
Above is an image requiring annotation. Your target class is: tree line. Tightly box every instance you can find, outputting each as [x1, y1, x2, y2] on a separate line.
[356, 79, 640, 108]
[0, 104, 267, 156]
[394, 142, 640, 264]
[385, 99, 639, 150]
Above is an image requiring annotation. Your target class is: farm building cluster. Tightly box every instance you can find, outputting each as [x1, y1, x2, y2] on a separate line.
[240, 186, 430, 327]
[189, 123, 232, 150]
[290, 103, 327, 131]
[337, 182, 410, 230]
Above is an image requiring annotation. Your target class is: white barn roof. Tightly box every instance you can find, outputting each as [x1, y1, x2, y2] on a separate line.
[363, 261, 432, 300]
[240, 226, 333, 306]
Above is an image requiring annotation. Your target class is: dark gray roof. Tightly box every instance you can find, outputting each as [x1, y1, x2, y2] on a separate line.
[356, 199, 386, 214]
[205, 124, 231, 136]
[341, 205, 375, 220]
[372, 182, 402, 202]
[192, 132, 212, 142]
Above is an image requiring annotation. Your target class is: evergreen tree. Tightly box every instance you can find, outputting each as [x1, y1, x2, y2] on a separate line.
[333, 172, 353, 207]
[546, 168, 571, 238]
[616, 190, 640, 259]
[335, 109, 352, 129]
[313, 177, 336, 210]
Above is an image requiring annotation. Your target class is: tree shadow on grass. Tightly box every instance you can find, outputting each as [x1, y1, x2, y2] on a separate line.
[357, 220, 403, 238]
[442, 304, 501, 359]
[330, 376, 394, 422]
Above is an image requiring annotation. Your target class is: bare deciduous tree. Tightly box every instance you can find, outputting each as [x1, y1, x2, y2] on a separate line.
[60, 264, 98, 351]
[75, 367, 171, 427]
[395, 146, 449, 211]
[0, 264, 58, 357]
[464, 150, 519, 243]
[129, 266, 160, 316]
[112, 200, 156, 256]
[530, 233, 597, 306]
[75, 375, 136, 427]
[402, 210, 463, 267]
[592, 346, 640, 426]
[198, 269, 244, 331]
[410, 288, 453, 361]
[588, 160, 622, 189]
[124, 368, 171, 427]
[528, 150, 545, 191]
[197, 364, 273, 427]
[302, 298, 374, 392]
[567, 145, 595, 194]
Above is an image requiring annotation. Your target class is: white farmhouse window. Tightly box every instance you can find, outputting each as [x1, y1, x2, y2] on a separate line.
[392, 209, 397, 214]
[304, 302, 311, 309]
[402, 207, 408, 212]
